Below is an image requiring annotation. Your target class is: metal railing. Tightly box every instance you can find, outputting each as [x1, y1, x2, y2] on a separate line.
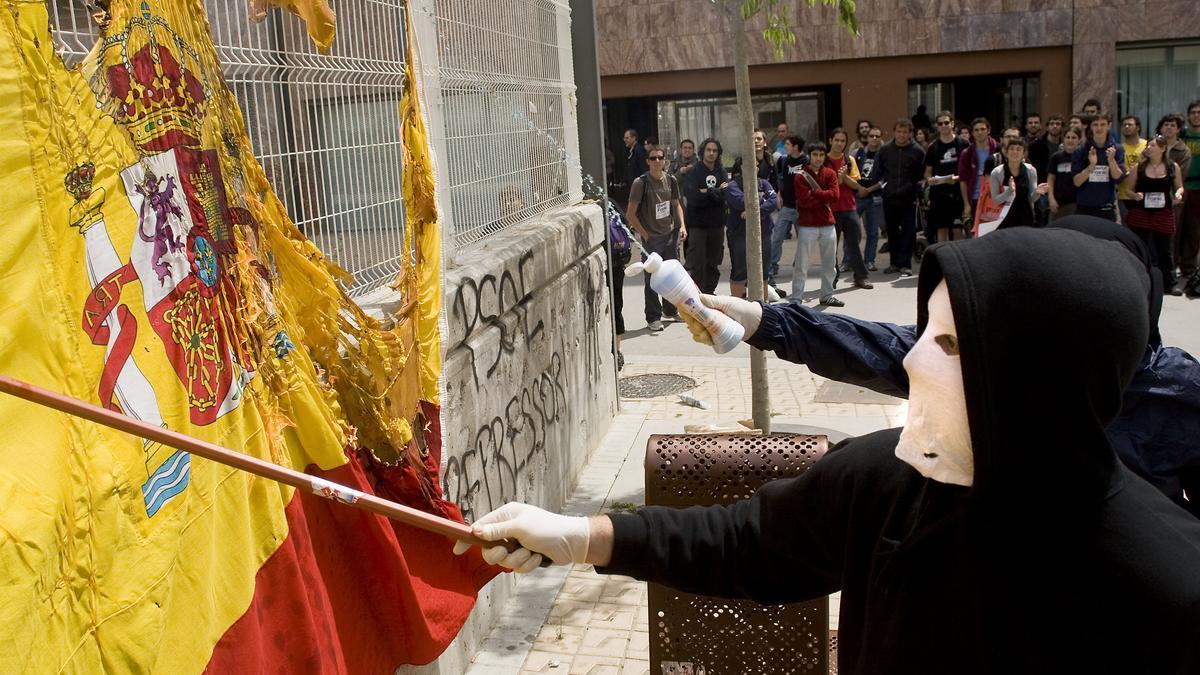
[428, 0, 583, 248]
[47, 0, 410, 297]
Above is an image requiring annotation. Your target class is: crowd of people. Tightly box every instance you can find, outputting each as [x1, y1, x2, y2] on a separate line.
[610, 98, 1200, 344]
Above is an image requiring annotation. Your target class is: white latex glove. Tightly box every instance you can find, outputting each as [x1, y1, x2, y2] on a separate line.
[451, 502, 590, 573]
[682, 294, 762, 347]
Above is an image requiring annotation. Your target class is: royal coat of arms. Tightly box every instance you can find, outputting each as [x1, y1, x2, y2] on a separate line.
[68, 3, 286, 517]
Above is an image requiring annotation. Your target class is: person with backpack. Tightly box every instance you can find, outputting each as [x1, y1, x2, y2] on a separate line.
[1123, 135, 1186, 295]
[725, 159, 779, 300]
[682, 138, 729, 295]
[987, 137, 1048, 230]
[626, 146, 687, 333]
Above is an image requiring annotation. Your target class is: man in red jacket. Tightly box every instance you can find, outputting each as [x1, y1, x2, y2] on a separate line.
[793, 142, 844, 306]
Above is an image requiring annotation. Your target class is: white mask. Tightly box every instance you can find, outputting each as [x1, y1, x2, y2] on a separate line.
[895, 281, 974, 486]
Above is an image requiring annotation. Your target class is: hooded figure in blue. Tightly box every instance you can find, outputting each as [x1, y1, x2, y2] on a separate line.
[695, 213, 1200, 516]
[723, 158, 778, 297]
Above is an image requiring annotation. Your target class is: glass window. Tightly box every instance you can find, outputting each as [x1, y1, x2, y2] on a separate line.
[908, 75, 1037, 133]
[656, 92, 823, 167]
[1117, 42, 1200, 133]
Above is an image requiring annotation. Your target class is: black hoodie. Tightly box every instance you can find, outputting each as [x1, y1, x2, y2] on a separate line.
[600, 229, 1200, 674]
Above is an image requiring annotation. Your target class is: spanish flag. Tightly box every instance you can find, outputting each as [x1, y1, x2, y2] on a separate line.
[0, 1, 495, 672]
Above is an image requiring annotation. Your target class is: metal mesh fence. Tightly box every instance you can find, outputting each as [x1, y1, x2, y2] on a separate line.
[46, 0, 410, 297]
[429, 0, 582, 248]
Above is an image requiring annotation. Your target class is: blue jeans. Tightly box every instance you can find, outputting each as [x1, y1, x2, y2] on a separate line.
[854, 196, 882, 265]
[770, 207, 798, 282]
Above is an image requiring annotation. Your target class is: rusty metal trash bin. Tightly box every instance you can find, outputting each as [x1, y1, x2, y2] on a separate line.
[644, 433, 831, 674]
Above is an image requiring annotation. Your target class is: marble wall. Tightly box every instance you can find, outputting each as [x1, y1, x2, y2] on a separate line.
[598, 0, 1198, 118]
[597, 0, 1075, 77]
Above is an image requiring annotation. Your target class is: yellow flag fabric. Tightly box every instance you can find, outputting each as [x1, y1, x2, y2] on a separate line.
[0, 2, 486, 672]
[249, 0, 337, 51]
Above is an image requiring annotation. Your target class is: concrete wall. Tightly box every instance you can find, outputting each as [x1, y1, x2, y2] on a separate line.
[399, 202, 617, 673]
[441, 202, 616, 524]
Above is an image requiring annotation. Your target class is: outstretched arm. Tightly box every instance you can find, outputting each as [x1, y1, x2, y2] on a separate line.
[749, 302, 915, 398]
[682, 296, 916, 398]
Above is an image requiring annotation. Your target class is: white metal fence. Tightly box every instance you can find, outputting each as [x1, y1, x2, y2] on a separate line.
[47, 0, 410, 297]
[47, 0, 583, 267]
[422, 0, 584, 248]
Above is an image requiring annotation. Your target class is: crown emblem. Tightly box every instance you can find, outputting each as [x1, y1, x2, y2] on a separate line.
[65, 162, 96, 201]
[90, 8, 208, 152]
[64, 161, 107, 232]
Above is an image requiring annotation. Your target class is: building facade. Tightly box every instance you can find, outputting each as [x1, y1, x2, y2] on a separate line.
[596, 0, 1200, 176]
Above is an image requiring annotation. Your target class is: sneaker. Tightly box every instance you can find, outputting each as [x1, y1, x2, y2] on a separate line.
[770, 284, 788, 300]
[819, 296, 845, 307]
[836, 263, 848, 274]
[866, 262, 877, 272]
[765, 285, 784, 302]
[647, 320, 664, 333]
[662, 313, 681, 323]
[899, 268, 913, 277]
[883, 265, 900, 274]
[1167, 286, 1184, 296]
[880, 242, 891, 253]
[853, 279, 874, 289]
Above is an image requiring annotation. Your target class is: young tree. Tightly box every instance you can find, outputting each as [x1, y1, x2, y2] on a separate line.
[725, 0, 858, 432]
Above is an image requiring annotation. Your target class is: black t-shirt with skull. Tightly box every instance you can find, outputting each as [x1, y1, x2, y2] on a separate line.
[684, 162, 730, 228]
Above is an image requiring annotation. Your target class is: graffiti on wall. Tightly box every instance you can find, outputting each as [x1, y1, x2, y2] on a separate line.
[442, 230, 611, 520]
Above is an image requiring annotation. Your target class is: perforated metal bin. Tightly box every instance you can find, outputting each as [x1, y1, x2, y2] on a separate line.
[644, 433, 831, 674]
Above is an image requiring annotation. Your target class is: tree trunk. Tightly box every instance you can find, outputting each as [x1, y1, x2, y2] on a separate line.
[727, 4, 770, 433]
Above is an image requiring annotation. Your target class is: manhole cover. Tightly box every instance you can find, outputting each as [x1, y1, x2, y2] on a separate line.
[618, 373, 697, 399]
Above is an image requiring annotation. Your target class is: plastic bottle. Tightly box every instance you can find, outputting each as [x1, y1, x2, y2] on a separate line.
[625, 253, 744, 353]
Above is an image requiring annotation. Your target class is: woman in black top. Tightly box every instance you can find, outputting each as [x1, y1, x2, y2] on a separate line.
[1047, 127, 1081, 221]
[1123, 136, 1186, 294]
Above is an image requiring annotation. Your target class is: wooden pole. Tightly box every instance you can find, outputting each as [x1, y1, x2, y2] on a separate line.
[0, 374, 507, 551]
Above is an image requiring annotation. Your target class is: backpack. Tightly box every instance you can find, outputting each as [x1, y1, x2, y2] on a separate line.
[606, 201, 633, 266]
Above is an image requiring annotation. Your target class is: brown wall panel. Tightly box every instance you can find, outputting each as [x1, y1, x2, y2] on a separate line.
[601, 47, 1073, 131]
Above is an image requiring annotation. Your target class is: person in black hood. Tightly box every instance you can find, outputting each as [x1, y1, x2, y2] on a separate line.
[688, 213, 1200, 515]
[460, 229, 1200, 674]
